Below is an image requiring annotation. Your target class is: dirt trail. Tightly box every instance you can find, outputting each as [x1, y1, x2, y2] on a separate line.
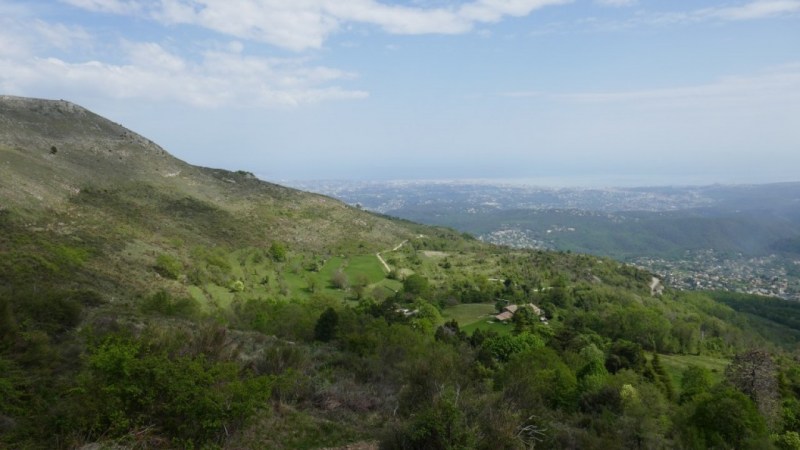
[376, 239, 409, 273]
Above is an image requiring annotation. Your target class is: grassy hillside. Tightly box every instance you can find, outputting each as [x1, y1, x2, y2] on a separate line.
[3, 96, 800, 449]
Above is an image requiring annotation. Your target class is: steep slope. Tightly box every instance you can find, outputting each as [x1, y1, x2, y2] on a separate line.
[0, 95, 424, 297]
[0, 95, 411, 246]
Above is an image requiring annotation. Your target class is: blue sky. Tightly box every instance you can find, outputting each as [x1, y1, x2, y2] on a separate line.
[1, 0, 799, 186]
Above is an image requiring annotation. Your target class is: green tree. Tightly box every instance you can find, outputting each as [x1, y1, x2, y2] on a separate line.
[501, 347, 578, 411]
[402, 274, 430, 299]
[140, 290, 199, 318]
[650, 353, 674, 400]
[680, 365, 713, 404]
[606, 340, 646, 374]
[775, 431, 800, 450]
[269, 242, 287, 262]
[512, 305, 536, 334]
[409, 301, 442, 334]
[314, 307, 339, 342]
[481, 332, 544, 363]
[686, 387, 768, 449]
[435, 320, 466, 345]
[577, 344, 609, 394]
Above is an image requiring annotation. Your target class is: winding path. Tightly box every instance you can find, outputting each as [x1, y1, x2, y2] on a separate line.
[376, 239, 409, 273]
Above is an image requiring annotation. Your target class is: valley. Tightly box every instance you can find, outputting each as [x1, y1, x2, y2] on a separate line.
[3, 97, 800, 449]
[294, 179, 800, 301]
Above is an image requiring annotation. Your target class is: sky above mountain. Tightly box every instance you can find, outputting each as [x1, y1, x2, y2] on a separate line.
[1, 0, 798, 186]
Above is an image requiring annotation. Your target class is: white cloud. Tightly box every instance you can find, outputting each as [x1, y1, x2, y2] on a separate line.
[0, 16, 92, 58]
[708, 0, 800, 20]
[60, 0, 143, 14]
[564, 0, 800, 32]
[0, 39, 368, 107]
[640, 0, 800, 25]
[594, 0, 637, 7]
[0, 20, 33, 59]
[62, 0, 570, 51]
[32, 20, 94, 51]
[504, 64, 800, 110]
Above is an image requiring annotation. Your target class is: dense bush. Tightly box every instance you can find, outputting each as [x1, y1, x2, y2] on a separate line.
[60, 335, 273, 447]
[154, 253, 183, 279]
[140, 290, 199, 318]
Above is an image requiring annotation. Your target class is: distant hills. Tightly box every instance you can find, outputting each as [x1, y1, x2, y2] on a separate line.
[292, 180, 800, 259]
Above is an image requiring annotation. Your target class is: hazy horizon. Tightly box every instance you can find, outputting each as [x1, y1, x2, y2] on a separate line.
[281, 174, 800, 190]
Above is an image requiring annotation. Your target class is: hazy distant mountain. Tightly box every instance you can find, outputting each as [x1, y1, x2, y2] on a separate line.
[292, 179, 800, 259]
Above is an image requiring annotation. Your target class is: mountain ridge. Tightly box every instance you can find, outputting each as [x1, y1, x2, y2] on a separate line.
[0, 95, 430, 304]
[0, 95, 415, 249]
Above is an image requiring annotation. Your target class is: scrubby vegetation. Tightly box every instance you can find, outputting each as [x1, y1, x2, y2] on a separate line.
[5, 208, 800, 449]
[3, 97, 800, 449]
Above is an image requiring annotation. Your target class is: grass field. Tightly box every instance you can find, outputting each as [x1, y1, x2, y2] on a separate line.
[318, 257, 345, 288]
[186, 252, 390, 307]
[345, 255, 386, 285]
[375, 278, 403, 294]
[656, 354, 730, 392]
[441, 303, 497, 326]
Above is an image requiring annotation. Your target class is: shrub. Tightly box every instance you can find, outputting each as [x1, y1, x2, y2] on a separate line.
[154, 254, 182, 280]
[269, 242, 287, 262]
[330, 270, 349, 290]
[481, 332, 544, 362]
[14, 290, 83, 335]
[64, 335, 274, 447]
[230, 280, 245, 293]
[140, 290, 199, 318]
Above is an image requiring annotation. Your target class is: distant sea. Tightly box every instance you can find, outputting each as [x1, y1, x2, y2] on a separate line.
[280, 173, 800, 190]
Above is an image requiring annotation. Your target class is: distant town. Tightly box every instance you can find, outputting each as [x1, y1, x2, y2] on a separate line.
[478, 228, 800, 301]
[292, 180, 800, 302]
[632, 251, 800, 301]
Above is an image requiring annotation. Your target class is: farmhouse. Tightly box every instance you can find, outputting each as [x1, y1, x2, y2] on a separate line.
[494, 303, 547, 323]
